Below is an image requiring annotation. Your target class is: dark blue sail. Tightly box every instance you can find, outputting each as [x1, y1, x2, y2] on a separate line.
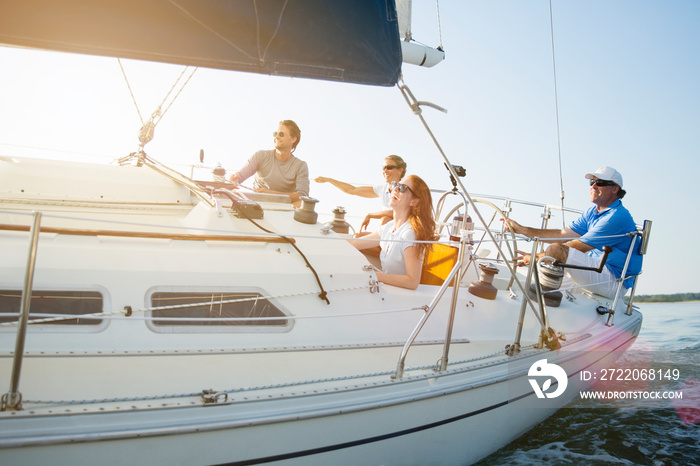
[0, 0, 402, 86]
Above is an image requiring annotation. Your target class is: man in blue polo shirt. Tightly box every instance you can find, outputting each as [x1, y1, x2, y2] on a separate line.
[504, 166, 642, 298]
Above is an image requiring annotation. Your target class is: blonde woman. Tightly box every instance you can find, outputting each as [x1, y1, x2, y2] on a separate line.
[315, 154, 407, 231]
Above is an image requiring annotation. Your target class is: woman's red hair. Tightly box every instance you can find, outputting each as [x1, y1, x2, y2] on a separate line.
[406, 175, 437, 255]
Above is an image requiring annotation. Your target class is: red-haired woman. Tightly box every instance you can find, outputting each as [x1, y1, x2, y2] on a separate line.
[351, 175, 436, 289]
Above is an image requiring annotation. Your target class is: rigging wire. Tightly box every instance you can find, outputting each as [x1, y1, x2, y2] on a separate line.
[435, 0, 444, 50]
[548, 0, 566, 227]
[152, 65, 198, 126]
[117, 58, 198, 149]
[117, 58, 145, 125]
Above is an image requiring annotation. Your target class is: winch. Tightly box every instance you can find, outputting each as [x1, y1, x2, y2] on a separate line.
[294, 196, 319, 224]
[468, 262, 500, 300]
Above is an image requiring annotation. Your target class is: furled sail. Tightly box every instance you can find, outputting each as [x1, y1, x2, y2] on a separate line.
[396, 0, 445, 68]
[0, 0, 403, 86]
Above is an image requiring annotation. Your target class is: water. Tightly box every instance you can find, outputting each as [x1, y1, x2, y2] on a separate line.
[476, 302, 700, 465]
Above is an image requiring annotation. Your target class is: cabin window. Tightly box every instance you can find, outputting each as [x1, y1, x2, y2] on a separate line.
[149, 291, 289, 329]
[0, 290, 104, 326]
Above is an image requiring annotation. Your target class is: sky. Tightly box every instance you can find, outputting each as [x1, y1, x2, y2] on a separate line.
[0, 1, 698, 295]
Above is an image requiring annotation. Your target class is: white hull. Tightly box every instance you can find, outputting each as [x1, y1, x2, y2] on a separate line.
[1, 327, 639, 466]
[0, 157, 642, 465]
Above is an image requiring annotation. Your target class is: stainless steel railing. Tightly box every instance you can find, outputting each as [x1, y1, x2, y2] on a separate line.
[1, 212, 41, 412]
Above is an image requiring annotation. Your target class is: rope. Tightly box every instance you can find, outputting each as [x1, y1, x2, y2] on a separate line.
[215, 189, 331, 304]
[152, 66, 198, 126]
[117, 58, 197, 149]
[0, 310, 128, 327]
[140, 153, 214, 206]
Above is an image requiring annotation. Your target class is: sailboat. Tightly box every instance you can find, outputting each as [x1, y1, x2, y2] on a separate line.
[0, 1, 650, 465]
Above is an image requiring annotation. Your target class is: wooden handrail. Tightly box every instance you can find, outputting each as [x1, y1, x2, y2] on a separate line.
[0, 224, 294, 244]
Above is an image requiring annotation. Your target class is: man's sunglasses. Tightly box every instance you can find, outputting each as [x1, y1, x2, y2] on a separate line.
[273, 131, 285, 138]
[382, 165, 397, 171]
[390, 181, 416, 196]
[589, 179, 617, 187]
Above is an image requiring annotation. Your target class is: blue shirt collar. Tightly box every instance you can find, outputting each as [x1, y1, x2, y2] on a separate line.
[596, 198, 622, 215]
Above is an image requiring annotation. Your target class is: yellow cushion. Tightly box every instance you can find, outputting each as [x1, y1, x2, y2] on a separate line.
[420, 243, 459, 286]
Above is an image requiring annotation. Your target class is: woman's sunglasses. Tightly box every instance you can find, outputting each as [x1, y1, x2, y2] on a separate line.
[390, 181, 416, 196]
[589, 179, 616, 187]
[382, 164, 397, 171]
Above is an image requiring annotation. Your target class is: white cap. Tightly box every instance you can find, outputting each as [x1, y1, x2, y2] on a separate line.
[585, 166, 623, 188]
